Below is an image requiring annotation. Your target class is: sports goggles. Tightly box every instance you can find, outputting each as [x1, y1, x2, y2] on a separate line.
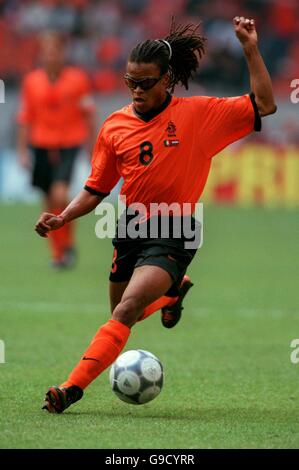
[124, 74, 163, 91]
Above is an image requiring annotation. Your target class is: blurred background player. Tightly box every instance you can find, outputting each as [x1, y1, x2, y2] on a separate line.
[35, 16, 276, 413]
[17, 31, 96, 269]
[0, 0, 298, 448]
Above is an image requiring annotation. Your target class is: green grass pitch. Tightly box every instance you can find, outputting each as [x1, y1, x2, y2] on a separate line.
[0, 203, 298, 449]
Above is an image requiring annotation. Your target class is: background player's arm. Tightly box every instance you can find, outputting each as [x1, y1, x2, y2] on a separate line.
[17, 124, 31, 169]
[234, 16, 277, 117]
[80, 94, 98, 158]
[35, 189, 104, 237]
[17, 76, 33, 169]
[85, 112, 97, 158]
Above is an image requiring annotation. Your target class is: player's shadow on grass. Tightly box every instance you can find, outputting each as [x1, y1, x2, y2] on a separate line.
[65, 406, 297, 423]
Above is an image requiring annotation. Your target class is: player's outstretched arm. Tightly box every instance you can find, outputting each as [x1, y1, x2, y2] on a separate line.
[35, 189, 103, 238]
[233, 16, 277, 117]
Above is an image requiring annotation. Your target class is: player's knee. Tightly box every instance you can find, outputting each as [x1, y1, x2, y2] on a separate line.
[112, 297, 142, 327]
[49, 183, 68, 209]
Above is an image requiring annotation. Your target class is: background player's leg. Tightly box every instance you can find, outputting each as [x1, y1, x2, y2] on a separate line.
[49, 180, 69, 209]
[48, 181, 75, 266]
[61, 265, 173, 390]
[31, 147, 63, 264]
[46, 147, 79, 267]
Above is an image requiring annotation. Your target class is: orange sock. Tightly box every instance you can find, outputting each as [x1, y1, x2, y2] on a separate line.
[47, 209, 64, 261]
[60, 319, 130, 390]
[48, 209, 75, 261]
[138, 295, 178, 322]
[59, 219, 74, 251]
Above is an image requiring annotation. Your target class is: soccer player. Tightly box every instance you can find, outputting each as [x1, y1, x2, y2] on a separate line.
[18, 31, 96, 268]
[35, 17, 276, 413]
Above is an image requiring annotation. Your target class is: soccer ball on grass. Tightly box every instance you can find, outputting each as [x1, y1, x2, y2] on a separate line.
[109, 349, 163, 405]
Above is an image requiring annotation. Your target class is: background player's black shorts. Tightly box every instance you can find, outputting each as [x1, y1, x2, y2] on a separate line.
[31, 146, 80, 194]
[109, 215, 200, 297]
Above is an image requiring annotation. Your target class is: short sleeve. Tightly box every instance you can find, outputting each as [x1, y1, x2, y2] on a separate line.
[194, 94, 261, 159]
[84, 126, 120, 194]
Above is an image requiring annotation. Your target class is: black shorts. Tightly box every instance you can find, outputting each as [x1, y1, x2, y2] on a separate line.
[109, 214, 200, 297]
[31, 146, 80, 194]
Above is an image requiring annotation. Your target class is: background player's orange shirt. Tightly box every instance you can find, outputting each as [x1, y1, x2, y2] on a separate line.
[18, 67, 93, 148]
[86, 94, 258, 210]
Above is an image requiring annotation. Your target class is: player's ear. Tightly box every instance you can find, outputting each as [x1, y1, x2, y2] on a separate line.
[162, 73, 170, 88]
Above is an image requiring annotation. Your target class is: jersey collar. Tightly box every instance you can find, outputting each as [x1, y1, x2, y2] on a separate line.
[133, 93, 172, 122]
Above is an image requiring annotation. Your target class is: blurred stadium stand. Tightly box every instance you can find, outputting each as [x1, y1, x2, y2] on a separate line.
[0, 0, 298, 205]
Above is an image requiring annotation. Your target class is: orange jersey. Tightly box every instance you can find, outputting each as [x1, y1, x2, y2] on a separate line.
[18, 67, 94, 148]
[86, 94, 259, 210]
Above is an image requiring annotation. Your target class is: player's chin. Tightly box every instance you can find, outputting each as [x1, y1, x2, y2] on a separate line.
[133, 98, 150, 113]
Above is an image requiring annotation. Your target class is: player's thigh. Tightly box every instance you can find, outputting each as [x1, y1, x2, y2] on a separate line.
[109, 281, 129, 313]
[31, 147, 52, 195]
[112, 265, 173, 326]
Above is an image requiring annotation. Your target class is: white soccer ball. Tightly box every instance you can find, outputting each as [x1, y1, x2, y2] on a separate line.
[109, 349, 164, 405]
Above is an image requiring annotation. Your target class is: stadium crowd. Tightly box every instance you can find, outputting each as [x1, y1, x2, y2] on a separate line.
[0, 0, 297, 96]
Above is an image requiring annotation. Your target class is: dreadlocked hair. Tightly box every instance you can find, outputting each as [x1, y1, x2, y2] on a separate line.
[129, 17, 206, 92]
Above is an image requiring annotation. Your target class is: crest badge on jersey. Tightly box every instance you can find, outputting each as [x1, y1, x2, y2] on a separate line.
[166, 121, 177, 136]
[164, 120, 179, 147]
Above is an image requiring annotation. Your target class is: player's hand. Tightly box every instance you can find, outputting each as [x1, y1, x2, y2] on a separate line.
[35, 212, 65, 238]
[233, 17, 258, 47]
